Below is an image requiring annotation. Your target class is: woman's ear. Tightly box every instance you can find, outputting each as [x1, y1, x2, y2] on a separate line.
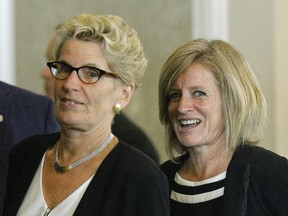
[118, 83, 136, 109]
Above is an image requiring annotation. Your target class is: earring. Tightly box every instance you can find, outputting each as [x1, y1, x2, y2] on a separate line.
[114, 103, 121, 115]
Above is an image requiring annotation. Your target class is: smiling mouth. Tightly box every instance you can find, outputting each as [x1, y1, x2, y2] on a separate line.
[180, 119, 201, 127]
[62, 98, 84, 105]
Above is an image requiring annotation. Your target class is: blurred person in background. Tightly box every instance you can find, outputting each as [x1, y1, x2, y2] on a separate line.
[0, 81, 60, 214]
[159, 39, 288, 216]
[42, 31, 160, 163]
[4, 13, 169, 216]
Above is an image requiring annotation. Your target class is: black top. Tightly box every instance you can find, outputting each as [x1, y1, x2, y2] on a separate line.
[4, 133, 169, 216]
[161, 144, 288, 216]
[170, 172, 225, 216]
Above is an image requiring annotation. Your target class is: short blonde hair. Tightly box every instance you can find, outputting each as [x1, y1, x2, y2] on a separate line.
[54, 13, 147, 87]
[159, 39, 267, 159]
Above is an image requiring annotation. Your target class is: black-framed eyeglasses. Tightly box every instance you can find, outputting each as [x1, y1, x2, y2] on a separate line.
[47, 61, 118, 84]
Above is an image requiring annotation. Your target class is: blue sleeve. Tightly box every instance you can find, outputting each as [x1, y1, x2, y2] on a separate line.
[44, 99, 60, 133]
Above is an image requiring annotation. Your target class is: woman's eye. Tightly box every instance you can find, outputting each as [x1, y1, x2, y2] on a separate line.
[194, 91, 206, 97]
[60, 65, 72, 74]
[88, 71, 98, 78]
[83, 68, 99, 78]
[168, 92, 181, 101]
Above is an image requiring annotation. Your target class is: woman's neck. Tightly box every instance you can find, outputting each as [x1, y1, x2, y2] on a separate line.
[57, 128, 112, 162]
[179, 145, 234, 181]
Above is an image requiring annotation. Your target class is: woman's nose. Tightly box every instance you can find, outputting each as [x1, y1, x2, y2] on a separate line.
[177, 96, 194, 114]
[61, 71, 82, 91]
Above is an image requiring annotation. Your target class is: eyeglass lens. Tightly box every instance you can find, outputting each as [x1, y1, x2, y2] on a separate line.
[50, 62, 102, 84]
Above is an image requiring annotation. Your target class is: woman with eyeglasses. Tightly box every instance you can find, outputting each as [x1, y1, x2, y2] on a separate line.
[4, 13, 169, 216]
[159, 39, 288, 215]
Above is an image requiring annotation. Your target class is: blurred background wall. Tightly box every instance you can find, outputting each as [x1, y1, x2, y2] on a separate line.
[1, 0, 288, 162]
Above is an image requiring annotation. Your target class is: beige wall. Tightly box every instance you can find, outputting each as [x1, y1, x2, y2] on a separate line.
[229, 0, 275, 152]
[14, 0, 288, 162]
[228, 0, 288, 157]
[274, 0, 288, 155]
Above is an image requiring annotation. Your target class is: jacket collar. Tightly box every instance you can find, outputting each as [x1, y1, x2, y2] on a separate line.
[223, 144, 252, 216]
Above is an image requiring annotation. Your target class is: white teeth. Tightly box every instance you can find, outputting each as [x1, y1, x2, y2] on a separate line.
[66, 101, 76, 105]
[180, 119, 201, 126]
[64, 99, 81, 105]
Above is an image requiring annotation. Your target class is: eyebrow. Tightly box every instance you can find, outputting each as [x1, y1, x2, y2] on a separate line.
[170, 85, 205, 91]
[57, 60, 104, 69]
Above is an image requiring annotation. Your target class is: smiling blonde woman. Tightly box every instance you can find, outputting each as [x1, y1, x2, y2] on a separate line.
[159, 39, 288, 216]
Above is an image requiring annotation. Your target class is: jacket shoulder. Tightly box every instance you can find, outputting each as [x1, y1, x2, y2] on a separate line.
[233, 144, 287, 168]
[10, 133, 60, 156]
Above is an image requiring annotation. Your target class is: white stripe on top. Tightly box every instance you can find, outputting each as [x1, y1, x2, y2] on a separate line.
[171, 171, 226, 204]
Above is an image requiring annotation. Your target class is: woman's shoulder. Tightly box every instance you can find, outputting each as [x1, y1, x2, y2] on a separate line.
[10, 132, 60, 156]
[231, 144, 288, 176]
[160, 159, 179, 172]
[234, 144, 287, 164]
[114, 141, 163, 176]
[160, 153, 189, 180]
